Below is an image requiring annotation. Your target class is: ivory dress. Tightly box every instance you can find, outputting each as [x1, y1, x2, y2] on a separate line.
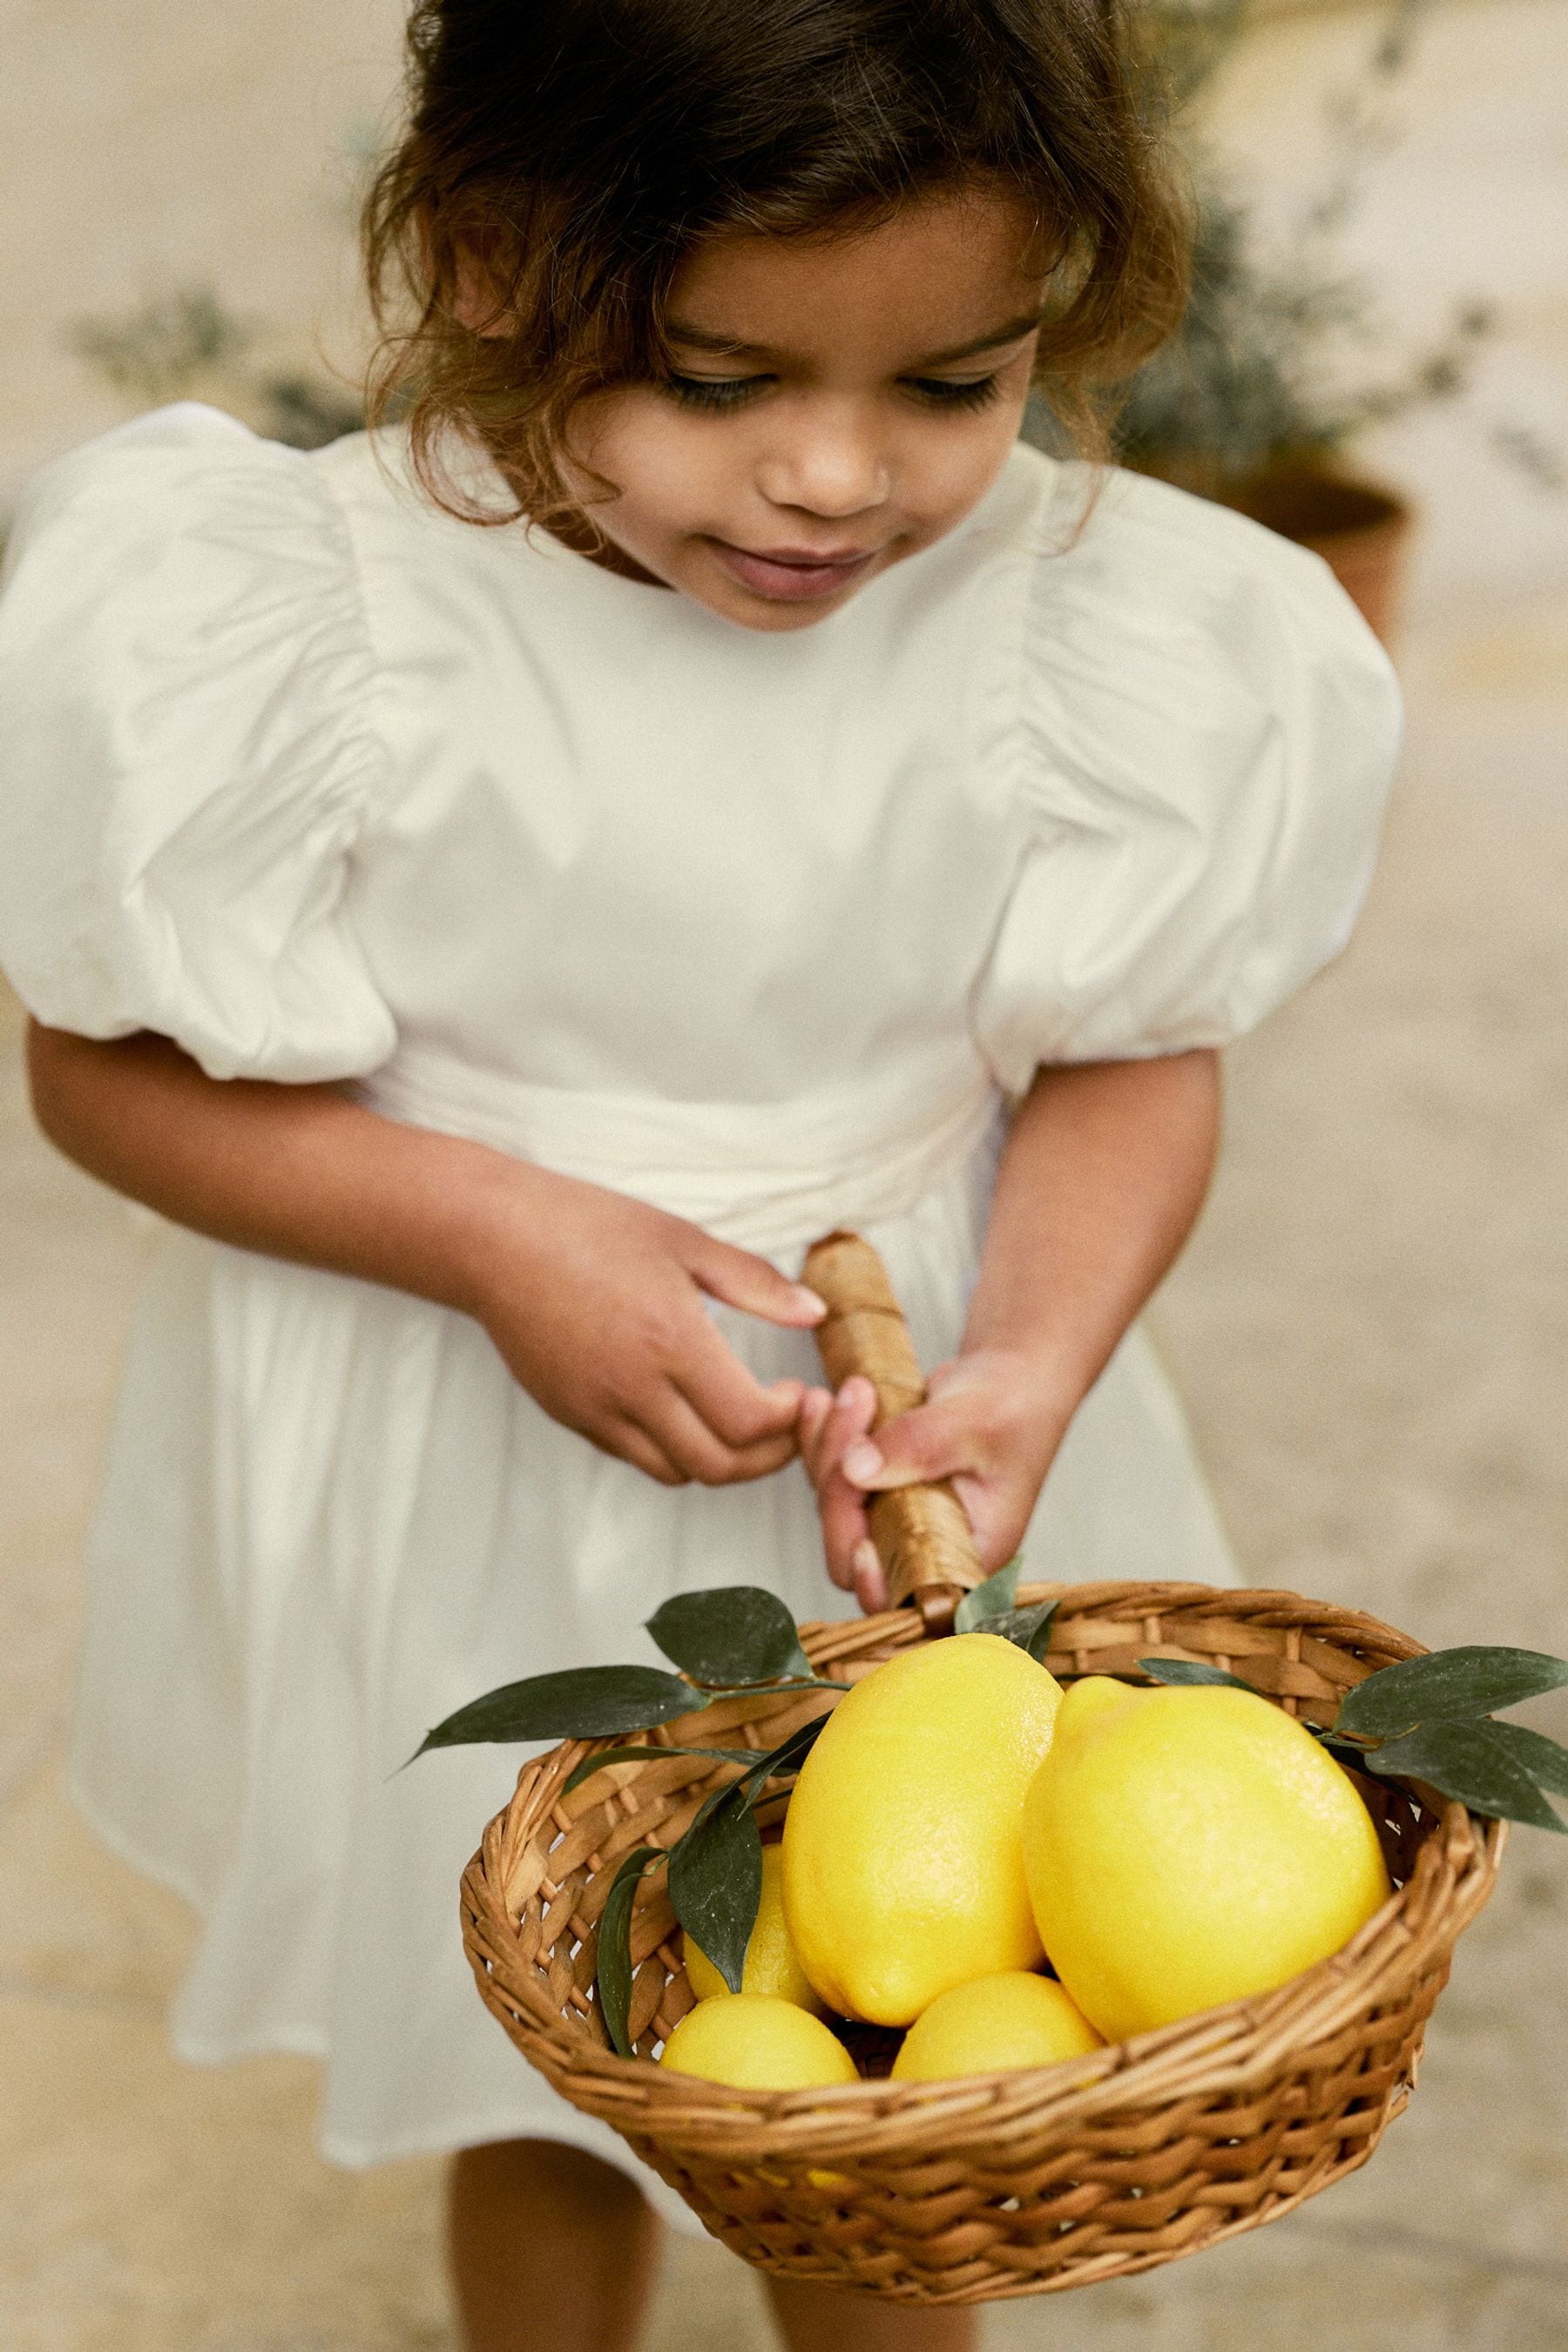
[0, 403, 1399, 2200]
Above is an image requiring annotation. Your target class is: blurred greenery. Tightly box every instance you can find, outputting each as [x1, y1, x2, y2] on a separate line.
[1037, 0, 1562, 491]
[70, 288, 362, 451]
[67, 2, 1559, 494]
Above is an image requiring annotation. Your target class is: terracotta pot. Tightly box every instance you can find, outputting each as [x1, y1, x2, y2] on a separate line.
[1135, 456, 1416, 650]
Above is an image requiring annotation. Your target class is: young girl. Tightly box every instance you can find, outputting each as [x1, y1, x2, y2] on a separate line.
[0, 1, 1399, 2346]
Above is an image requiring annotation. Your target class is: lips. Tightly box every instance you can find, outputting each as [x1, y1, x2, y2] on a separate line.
[708, 539, 879, 601]
[752, 544, 872, 565]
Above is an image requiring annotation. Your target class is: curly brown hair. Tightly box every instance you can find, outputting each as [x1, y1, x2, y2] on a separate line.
[364, 0, 1191, 527]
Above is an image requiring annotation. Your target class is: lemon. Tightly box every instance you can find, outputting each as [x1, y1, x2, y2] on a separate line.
[890, 1971, 1105, 2083]
[658, 1992, 860, 2089]
[782, 1633, 1063, 2025]
[684, 1844, 825, 2012]
[1023, 1676, 1393, 2043]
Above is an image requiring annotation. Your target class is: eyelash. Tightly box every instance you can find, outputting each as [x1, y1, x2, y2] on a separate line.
[661, 372, 1005, 414]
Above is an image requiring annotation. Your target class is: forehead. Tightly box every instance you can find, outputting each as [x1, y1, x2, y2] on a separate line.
[666, 187, 1046, 359]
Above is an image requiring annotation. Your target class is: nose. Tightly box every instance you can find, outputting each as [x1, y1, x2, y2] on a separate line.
[754, 397, 891, 519]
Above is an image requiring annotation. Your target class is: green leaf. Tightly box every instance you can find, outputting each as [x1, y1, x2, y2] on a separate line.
[1336, 1646, 1568, 1740]
[954, 1558, 1021, 1633]
[1138, 1658, 1257, 1693]
[645, 1586, 812, 1687]
[736, 1709, 831, 1794]
[1477, 1720, 1568, 1800]
[574, 1709, 832, 1811]
[1366, 1720, 1567, 1832]
[983, 1599, 1059, 1660]
[412, 1664, 697, 1758]
[562, 1745, 763, 1797]
[597, 1846, 659, 2058]
[1024, 1600, 1060, 1664]
[667, 1790, 764, 1993]
[700, 1677, 852, 1699]
[1308, 1725, 1379, 1771]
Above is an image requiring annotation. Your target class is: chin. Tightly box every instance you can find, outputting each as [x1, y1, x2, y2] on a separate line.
[712, 591, 855, 633]
[689, 554, 898, 633]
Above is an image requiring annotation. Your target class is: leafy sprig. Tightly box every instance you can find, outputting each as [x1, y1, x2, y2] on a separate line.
[411, 1586, 849, 1765]
[415, 1567, 1056, 2049]
[952, 1558, 1061, 1663]
[418, 1574, 1566, 2059]
[412, 1585, 860, 2051]
[590, 1708, 840, 2055]
[1140, 1644, 1568, 1831]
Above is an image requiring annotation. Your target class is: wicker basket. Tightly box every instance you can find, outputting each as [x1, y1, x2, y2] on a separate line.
[462, 1578, 1502, 2302]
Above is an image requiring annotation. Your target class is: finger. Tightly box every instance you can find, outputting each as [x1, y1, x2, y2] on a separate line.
[852, 1538, 889, 1614]
[801, 1375, 877, 1494]
[841, 1396, 980, 1492]
[601, 1416, 690, 1487]
[690, 1237, 826, 1330]
[952, 1472, 1032, 1575]
[798, 1386, 834, 1478]
[673, 1317, 808, 1448]
[818, 1457, 872, 1588]
[814, 1382, 879, 1582]
[650, 1389, 800, 1487]
[714, 1434, 801, 1484]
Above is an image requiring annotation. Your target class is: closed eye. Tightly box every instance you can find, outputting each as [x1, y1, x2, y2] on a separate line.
[902, 375, 1004, 412]
[662, 374, 769, 411]
[659, 370, 1007, 416]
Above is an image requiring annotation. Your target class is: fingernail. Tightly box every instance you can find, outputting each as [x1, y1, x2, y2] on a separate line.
[853, 1539, 879, 1578]
[842, 1442, 884, 1484]
[792, 1285, 827, 1321]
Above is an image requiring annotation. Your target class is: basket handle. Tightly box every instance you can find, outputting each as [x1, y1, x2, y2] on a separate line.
[802, 1230, 987, 1637]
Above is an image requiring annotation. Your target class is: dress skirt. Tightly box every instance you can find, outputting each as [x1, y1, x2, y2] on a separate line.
[66, 1111, 1236, 2221]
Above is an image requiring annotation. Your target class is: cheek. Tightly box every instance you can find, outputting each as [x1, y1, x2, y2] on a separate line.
[906, 404, 1030, 526]
[574, 399, 721, 536]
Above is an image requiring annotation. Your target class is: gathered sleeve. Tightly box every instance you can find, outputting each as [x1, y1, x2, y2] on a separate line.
[0, 403, 396, 1081]
[971, 468, 1403, 1093]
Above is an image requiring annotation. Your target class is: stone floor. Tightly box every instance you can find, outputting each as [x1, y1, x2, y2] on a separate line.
[3, 0, 1567, 2346]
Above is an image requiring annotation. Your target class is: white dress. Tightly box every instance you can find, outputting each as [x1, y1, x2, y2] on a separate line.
[0, 404, 1399, 2201]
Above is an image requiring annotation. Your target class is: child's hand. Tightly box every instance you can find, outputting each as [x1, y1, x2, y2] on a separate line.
[464, 1161, 825, 1486]
[799, 1351, 1071, 1612]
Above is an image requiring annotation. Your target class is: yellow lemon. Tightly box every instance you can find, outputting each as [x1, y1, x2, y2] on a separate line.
[658, 1992, 860, 2090]
[890, 1971, 1105, 2083]
[782, 1633, 1063, 2025]
[684, 1844, 824, 2012]
[1023, 1676, 1393, 2043]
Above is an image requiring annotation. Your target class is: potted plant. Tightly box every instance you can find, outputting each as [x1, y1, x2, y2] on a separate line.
[1105, 172, 1472, 645]
[1029, 0, 1558, 645]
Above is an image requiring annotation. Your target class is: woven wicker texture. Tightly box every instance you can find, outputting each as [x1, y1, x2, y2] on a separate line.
[461, 1582, 1502, 2303]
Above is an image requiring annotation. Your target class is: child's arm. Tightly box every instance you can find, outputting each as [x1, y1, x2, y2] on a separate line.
[26, 1023, 823, 1487]
[800, 1051, 1220, 1609]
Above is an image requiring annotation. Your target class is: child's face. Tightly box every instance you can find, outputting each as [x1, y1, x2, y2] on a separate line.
[563, 188, 1048, 632]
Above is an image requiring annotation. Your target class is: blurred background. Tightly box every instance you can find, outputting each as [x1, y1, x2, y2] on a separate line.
[2, 0, 1565, 2345]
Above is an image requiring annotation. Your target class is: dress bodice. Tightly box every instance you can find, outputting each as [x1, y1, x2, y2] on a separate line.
[0, 405, 1401, 1242]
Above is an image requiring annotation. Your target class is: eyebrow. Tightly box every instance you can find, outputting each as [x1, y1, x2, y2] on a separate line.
[663, 309, 1048, 368]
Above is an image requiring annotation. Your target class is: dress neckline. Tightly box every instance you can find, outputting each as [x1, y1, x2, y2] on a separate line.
[375, 420, 1058, 643]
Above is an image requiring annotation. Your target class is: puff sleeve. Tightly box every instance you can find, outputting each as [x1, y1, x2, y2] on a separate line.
[972, 467, 1402, 1092]
[0, 403, 396, 1081]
